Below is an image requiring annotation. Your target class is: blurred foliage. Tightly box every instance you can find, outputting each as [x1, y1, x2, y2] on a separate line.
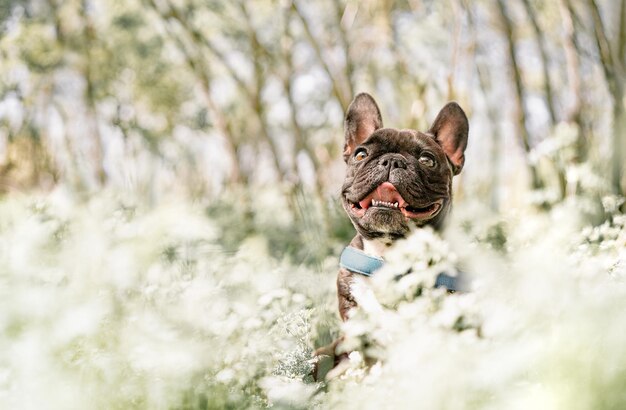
[0, 0, 624, 247]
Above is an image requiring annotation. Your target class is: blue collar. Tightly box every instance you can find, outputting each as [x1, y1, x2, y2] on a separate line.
[339, 246, 463, 292]
[339, 246, 384, 276]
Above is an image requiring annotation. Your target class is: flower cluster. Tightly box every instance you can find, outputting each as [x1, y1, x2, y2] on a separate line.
[1, 189, 625, 409]
[324, 201, 626, 409]
[0, 190, 330, 409]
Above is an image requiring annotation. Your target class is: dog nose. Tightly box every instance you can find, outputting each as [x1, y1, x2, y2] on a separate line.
[391, 158, 406, 169]
[380, 155, 407, 170]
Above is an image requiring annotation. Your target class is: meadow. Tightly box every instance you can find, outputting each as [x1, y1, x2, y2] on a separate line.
[1, 0, 625, 408]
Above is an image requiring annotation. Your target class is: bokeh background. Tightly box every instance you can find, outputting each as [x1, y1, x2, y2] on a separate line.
[0, 0, 625, 409]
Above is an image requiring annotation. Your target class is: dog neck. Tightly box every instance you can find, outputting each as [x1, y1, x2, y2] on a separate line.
[361, 237, 393, 258]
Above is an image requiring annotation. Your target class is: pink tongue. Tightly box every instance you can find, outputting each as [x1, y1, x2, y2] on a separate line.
[375, 182, 401, 202]
[358, 182, 406, 209]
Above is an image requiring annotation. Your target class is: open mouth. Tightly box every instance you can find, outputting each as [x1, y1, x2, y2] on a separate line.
[348, 182, 443, 220]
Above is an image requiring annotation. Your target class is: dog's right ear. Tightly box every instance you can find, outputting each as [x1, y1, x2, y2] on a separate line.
[343, 93, 383, 161]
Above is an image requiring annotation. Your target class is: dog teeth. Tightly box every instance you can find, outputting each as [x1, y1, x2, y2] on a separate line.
[372, 199, 399, 208]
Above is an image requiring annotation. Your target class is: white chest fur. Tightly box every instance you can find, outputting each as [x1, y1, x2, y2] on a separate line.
[362, 238, 392, 258]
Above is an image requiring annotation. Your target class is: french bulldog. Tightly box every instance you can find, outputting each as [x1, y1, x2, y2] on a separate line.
[337, 92, 469, 321]
[312, 93, 469, 380]
[312, 93, 468, 379]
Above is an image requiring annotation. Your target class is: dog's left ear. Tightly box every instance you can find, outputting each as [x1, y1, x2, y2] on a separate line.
[429, 102, 469, 175]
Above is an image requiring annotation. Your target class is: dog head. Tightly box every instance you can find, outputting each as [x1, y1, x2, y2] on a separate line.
[341, 93, 469, 241]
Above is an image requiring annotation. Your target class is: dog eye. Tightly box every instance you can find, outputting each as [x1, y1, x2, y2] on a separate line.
[355, 149, 368, 161]
[419, 154, 435, 167]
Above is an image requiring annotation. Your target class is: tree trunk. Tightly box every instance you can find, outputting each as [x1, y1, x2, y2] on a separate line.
[587, 0, 626, 196]
[520, 0, 557, 125]
[496, 0, 543, 191]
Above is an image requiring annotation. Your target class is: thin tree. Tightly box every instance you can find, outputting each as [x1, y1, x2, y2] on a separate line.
[519, 0, 557, 125]
[586, 0, 626, 196]
[496, 0, 543, 191]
